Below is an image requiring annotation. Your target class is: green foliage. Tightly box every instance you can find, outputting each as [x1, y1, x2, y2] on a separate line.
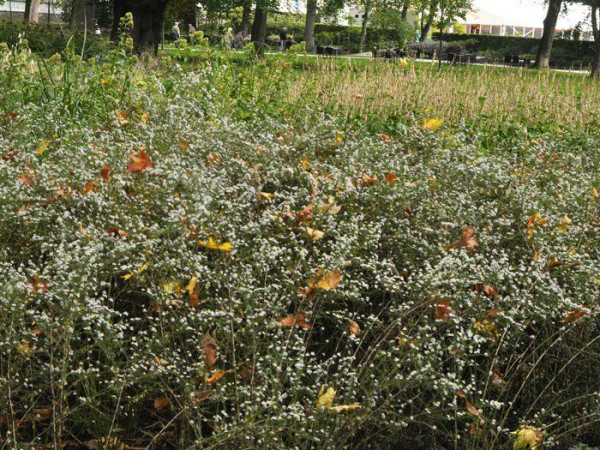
[435, 32, 596, 66]
[266, 22, 413, 52]
[0, 20, 109, 59]
[287, 41, 307, 55]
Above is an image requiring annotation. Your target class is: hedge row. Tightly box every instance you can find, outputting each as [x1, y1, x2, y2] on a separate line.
[267, 22, 412, 53]
[434, 32, 595, 66]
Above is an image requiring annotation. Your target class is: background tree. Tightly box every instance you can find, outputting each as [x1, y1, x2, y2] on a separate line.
[304, 0, 345, 52]
[415, 0, 437, 41]
[251, 1, 269, 57]
[434, 0, 471, 65]
[577, 0, 600, 76]
[26, 0, 40, 23]
[70, 0, 96, 31]
[304, 0, 318, 51]
[401, 0, 411, 18]
[535, 0, 562, 69]
[112, 0, 169, 53]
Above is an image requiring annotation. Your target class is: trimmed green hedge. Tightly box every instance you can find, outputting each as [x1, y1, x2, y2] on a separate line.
[267, 22, 412, 53]
[433, 32, 594, 67]
[0, 20, 110, 58]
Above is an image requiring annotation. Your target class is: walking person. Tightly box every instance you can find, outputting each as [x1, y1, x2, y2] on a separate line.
[224, 27, 234, 50]
[188, 23, 197, 44]
[171, 21, 181, 42]
[279, 27, 288, 52]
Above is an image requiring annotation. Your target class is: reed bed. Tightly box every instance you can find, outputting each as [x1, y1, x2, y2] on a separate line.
[287, 60, 600, 129]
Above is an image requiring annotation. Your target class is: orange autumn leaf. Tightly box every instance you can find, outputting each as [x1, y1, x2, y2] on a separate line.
[256, 191, 275, 201]
[187, 276, 199, 307]
[106, 227, 128, 238]
[190, 289, 199, 308]
[483, 284, 498, 297]
[348, 320, 361, 335]
[475, 283, 499, 298]
[526, 212, 547, 239]
[279, 312, 312, 329]
[18, 174, 33, 186]
[385, 173, 399, 185]
[459, 226, 479, 251]
[127, 148, 154, 172]
[434, 300, 452, 322]
[295, 203, 314, 224]
[456, 390, 466, 398]
[154, 397, 170, 410]
[195, 391, 211, 403]
[31, 275, 49, 294]
[200, 332, 218, 371]
[99, 165, 110, 182]
[487, 308, 500, 318]
[33, 408, 53, 417]
[492, 366, 504, 384]
[562, 309, 588, 323]
[205, 369, 231, 384]
[381, 133, 391, 143]
[83, 182, 97, 195]
[115, 110, 129, 125]
[470, 422, 484, 437]
[360, 173, 378, 187]
[308, 269, 342, 291]
[466, 401, 483, 418]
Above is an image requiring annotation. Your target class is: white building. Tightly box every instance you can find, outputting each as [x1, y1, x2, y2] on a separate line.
[459, 9, 593, 41]
[0, 0, 63, 22]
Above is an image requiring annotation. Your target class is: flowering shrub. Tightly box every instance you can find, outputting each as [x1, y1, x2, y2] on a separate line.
[0, 44, 599, 448]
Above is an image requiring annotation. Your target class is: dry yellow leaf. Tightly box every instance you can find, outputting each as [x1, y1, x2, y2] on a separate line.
[305, 227, 325, 241]
[16, 341, 33, 356]
[330, 404, 362, 412]
[422, 118, 444, 131]
[316, 386, 336, 408]
[512, 425, 542, 450]
[198, 238, 232, 252]
[348, 320, 361, 335]
[154, 397, 170, 410]
[308, 269, 342, 291]
[205, 369, 232, 384]
[36, 140, 49, 155]
[187, 276, 198, 294]
[256, 192, 275, 201]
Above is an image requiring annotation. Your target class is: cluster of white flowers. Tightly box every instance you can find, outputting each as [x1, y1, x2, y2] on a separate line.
[0, 45, 598, 448]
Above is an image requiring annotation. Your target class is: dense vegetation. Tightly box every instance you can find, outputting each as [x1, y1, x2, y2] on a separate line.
[0, 30, 599, 449]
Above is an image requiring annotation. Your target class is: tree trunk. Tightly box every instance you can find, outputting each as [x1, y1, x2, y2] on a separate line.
[401, 0, 410, 19]
[420, 7, 435, 42]
[24, 0, 32, 24]
[592, 6, 600, 78]
[251, 7, 267, 58]
[131, 1, 168, 54]
[535, 0, 562, 69]
[111, 0, 127, 41]
[358, 2, 371, 53]
[71, 0, 96, 32]
[240, 2, 252, 35]
[29, 0, 40, 24]
[304, 0, 318, 52]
